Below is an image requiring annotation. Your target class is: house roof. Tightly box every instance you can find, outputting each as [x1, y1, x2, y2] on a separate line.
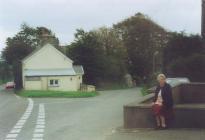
[24, 68, 76, 76]
[22, 43, 73, 63]
[73, 65, 84, 75]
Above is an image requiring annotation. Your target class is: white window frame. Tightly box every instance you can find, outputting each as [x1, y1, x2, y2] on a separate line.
[49, 79, 59, 87]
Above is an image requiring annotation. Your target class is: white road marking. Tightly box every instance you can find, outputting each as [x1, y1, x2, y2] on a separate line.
[36, 125, 45, 128]
[10, 129, 21, 133]
[33, 134, 44, 137]
[37, 122, 45, 125]
[38, 116, 45, 119]
[21, 116, 29, 120]
[32, 104, 45, 140]
[35, 129, 44, 133]
[4, 98, 34, 140]
[18, 120, 26, 123]
[6, 134, 18, 138]
[13, 126, 23, 129]
[16, 122, 25, 126]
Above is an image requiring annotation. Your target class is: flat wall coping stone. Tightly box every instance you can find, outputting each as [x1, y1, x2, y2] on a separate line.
[124, 103, 205, 110]
[125, 94, 154, 107]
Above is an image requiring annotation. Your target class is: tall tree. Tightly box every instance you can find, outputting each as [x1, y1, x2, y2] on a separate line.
[163, 32, 205, 82]
[0, 60, 13, 83]
[2, 24, 60, 89]
[92, 27, 128, 80]
[66, 27, 127, 85]
[114, 13, 169, 83]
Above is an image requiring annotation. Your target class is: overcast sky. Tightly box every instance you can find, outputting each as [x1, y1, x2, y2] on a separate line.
[0, 0, 202, 52]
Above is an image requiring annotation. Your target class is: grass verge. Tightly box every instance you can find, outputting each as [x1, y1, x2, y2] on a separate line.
[140, 86, 149, 96]
[18, 90, 98, 98]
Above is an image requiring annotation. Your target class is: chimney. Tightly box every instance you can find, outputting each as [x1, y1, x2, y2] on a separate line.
[39, 27, 52, 46]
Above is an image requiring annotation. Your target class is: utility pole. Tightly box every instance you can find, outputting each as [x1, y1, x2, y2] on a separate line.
[202, 0, 205, 38]
[153, 51, 159, 74]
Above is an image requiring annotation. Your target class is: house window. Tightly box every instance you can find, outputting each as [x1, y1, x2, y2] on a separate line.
[49, 79, 59, 87]
[70, 77, 72, 81]
[79, 76, 81, 79]
[26, 76, 40, 81]
[55, 80, 58, 85]
[50, 80, 54, 85]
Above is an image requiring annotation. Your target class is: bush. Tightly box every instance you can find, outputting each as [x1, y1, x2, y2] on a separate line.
[140, 86, 149, 96]
[167, 54, 205, 82]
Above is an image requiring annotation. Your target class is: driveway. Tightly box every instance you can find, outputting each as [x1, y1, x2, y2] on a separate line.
[0, 87, 142, 140]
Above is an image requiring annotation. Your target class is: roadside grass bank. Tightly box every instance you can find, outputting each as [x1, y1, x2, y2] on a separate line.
[18, 90, 98, 98]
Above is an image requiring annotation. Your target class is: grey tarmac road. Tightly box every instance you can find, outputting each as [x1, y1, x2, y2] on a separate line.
[106, 128, 205, 140]
[0, 86, 142, 140]
[1, 86, 205, 140]
[0, 85, 28, 140]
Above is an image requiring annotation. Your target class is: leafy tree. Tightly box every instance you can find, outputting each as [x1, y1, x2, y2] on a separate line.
[163, 33, 205, 82]
[92, 27, 128, 81]
[66, 28, 127, 85]
[163, 33, 204, 67]
[2, 34, 35, 89]
[114, 13, 169, 83]
[0, 60, 13, 83]
[2, 24, 60, 89]
[67, 29, 106, 85]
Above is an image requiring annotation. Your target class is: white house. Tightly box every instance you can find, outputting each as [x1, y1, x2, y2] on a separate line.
[22, 44, 84, 91]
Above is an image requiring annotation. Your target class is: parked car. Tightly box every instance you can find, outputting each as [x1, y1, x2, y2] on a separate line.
[166, 77, 190, 87]
[148, 77, 190, 93]
[5, 82, 15, 89]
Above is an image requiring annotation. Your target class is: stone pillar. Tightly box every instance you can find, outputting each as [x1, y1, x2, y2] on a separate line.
[124, 74, 133, 88]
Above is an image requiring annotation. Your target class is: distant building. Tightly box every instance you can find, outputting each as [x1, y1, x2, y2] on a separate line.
[22, 44, 84, 91]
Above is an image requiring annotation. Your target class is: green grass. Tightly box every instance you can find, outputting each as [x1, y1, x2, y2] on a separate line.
[140, 86, 149, 96]
[18, 90, 98, 98]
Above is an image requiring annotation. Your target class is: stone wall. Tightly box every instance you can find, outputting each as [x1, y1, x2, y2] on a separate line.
[180, 83, 205, 103]
[124, 83, 205, 128]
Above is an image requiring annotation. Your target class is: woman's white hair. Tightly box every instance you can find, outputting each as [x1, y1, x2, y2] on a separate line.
[157, 73, 166, 80]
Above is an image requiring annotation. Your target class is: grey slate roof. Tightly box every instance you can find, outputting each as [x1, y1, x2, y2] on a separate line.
[24, 68, 76, 76]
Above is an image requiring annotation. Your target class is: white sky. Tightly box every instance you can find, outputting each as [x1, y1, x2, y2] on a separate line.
[0, 0, 202, 52]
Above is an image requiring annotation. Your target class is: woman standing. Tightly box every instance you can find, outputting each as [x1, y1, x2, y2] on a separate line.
[152, 74, 173, 129]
